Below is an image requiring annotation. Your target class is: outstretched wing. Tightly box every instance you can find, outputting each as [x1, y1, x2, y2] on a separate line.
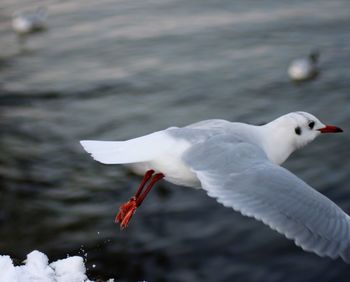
[183, 135, 350, 262]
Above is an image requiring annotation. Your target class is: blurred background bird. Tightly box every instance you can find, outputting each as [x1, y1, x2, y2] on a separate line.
[288, 50, 320, 82]
[12, 7, 47, 50]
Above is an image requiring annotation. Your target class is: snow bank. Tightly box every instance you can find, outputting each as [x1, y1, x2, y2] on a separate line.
[0, 250, 113, 282]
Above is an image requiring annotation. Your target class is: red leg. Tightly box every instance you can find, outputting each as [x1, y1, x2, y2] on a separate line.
[134, 169, 155, 198]
[115, 170, 164, 230]
[114, 169, 154, 225]
[136, 173, 164, 206]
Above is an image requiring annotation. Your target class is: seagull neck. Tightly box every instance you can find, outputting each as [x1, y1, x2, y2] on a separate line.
[257, 124, 295, 165]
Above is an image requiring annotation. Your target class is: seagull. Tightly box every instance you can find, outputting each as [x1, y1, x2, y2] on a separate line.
[80, 112, 350, 262]
[288, 51, 319, 82]
[12, 8, 47, 46]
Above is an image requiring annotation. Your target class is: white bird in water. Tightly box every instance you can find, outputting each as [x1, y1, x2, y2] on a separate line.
[288, 51, 320, 82]
[80, 112, 349, 262]
[12, 8, 47, 47]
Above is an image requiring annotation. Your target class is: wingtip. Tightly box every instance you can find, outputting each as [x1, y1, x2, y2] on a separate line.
[340, 244, 350, 264]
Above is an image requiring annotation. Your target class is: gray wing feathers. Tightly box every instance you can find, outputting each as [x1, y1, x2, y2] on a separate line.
[184, 135, 350, 262]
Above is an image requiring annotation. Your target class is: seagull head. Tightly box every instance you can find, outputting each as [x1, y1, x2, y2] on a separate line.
[262, 112, 343, 164]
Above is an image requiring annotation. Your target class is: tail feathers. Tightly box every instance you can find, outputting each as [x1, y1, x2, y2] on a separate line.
[80, 131, 170, 164]
[80, 141, 129, 164]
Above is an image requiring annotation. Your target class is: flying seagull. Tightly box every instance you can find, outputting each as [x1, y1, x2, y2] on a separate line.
[80, 112, 350, 262]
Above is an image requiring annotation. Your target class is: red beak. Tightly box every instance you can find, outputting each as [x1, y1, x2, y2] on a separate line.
[318, 125, 343, 133]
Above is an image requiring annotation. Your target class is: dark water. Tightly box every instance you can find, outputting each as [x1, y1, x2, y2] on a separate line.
[1, 0, 350, 281]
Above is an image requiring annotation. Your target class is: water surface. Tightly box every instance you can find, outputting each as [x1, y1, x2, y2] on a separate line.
[1, 0, 350, 281]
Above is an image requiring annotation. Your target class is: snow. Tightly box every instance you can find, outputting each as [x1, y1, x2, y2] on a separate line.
[0, 255, 17, 282]
[0, 250, 114, 282]
[50, 256, 90, 282]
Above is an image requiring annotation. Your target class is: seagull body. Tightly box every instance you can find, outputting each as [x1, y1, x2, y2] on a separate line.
[80, 112, 349, 262]
[288, 52, 319, 81]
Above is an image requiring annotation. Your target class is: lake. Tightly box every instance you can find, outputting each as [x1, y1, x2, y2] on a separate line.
[0, 0, 350, 281]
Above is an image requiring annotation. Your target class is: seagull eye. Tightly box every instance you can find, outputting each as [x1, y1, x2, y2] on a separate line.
[308, 121, 315, 129]
[295, 127, 302, 135]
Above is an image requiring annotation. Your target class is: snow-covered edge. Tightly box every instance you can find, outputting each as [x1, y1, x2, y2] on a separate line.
[0, 250, 114, 282]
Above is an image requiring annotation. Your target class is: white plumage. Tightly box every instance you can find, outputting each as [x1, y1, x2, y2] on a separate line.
[288, 51, 319, 81]
[81, 130, 184, 164]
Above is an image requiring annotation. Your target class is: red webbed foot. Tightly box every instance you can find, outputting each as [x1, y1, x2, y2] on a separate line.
[115, 197, 137, 229]
[115, 170, 164, 230]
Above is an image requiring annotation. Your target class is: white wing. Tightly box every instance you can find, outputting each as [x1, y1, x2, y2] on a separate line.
[81, 130, 174, 164]
[183, 135, 350, 262]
